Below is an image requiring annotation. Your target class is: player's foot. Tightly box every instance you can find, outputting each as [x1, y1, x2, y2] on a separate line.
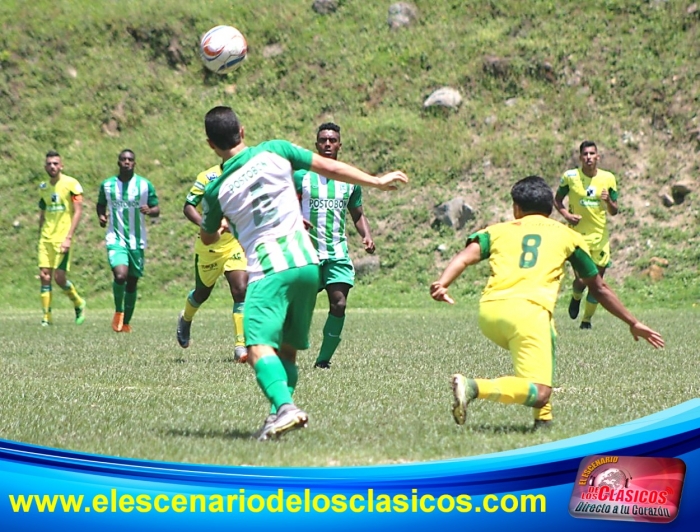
[568, 297, 581, 319]
[451, 374, 478, 425]
[176, 311, 191, 348]
[258, 404, 308, 441]
[112, 312, 124, 332]
[314, 361, 331, 369]
[254, 414, 277, 441]
[580, 321, 592, 330]
[41, 318, 52, 327]
[233, 346, 248, 363]
[121, 324, 132, 333]
[533, 419, 553, 430]
[74, 300, 86, 325]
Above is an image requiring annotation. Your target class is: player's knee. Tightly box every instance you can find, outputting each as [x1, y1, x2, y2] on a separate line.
[39, 270, 51, 283]
[229, 284, 247, 302]
[533, 385, 552, 408]
[113, 271, 127, 284]
[329, 299, 347, 316]
[53, 270, 66, 286]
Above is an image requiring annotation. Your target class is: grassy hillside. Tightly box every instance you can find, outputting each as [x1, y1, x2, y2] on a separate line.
[1, 0, 699, 308]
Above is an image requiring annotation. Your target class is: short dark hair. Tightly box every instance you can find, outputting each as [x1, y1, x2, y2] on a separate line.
[119, 149, 135, 159]
[579, 140, 597, 154]
[317, 122, 340, 137]
[511, 175, 553, 216]
[46, 150, 60, 158]
[205, 106, 242, 150]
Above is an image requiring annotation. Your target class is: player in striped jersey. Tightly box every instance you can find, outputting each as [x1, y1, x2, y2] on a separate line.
[97, 150, 160, 333]
[431, 176, 663, 428]
[37, 151, 86, 326]
[199, 106, 407, 440]
[294, 123, 375, 369]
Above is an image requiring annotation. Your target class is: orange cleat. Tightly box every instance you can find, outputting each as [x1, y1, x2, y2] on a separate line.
[112, 312, 124, 332]
[121, 324, 132, 333]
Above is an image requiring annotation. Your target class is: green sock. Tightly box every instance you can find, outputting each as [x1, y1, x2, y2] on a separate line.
[254, 356, 293, 411]
[271, 359, 299, 415]
[113, 281, 125, 312]
[124, 290, 137, 325]
[316, 313, 345, 364]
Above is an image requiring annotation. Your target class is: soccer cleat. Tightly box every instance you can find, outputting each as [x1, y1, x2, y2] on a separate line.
[568, 297, 581, 319]
[74, 300, 86, 325]
[580, 321, 592, 330]
[451, 374, 478, 425]
[259, 404, 308, 440]
[176, 311, 191, 348]
[233, 346, 248, 363]
[41, 318, 52, 327]
[313, 361, 331, 369]
[533, 419, 553, 430]
[112, 312, 124, 332]
[254, 414, 278, 441]
[121, 324, 132, 333]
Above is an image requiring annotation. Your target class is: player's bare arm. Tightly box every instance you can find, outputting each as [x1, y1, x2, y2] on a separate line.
[310, 154, 408, 190]
[140, 205, 160, 217]
[600, 188, 619, 216]
[430, 241, 482, 304]
[583, 274, 664, 348]
[38, 210, 45, 234]
[61, 196, 83, 253]
[349, 206, 374, 254]
[96, 202, 108, 228]
[554, 191, 581, 225]
[183, 203, 203, 227]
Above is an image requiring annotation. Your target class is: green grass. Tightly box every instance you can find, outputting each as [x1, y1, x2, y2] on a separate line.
[0, 305, 695, 467]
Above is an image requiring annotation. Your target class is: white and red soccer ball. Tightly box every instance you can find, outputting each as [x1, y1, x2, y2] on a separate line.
[199, 25, 247, 74]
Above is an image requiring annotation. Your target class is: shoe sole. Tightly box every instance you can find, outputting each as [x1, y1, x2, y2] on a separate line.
[75, 302, 86, 325]
[266, 412, 309, 439]
[176, 312, 190, 348]
[451, 375, 469, 425]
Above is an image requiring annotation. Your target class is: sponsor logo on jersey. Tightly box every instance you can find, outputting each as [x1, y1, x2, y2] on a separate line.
[586, 186, 597, 197]
[112, 199, 143, 209]
[225, 161, 268, 193]
[310, 198, 347, 210]
[205, 171, 219, 182]
[51, 193, 59, 203]
[579, 198, 600, 207]
[46, 204, 66, 212]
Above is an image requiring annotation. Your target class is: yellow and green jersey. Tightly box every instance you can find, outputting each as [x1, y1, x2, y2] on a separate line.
[557, 168, 618, 248]
[38, 174, 83, 243]
[468, 215, 599, 313]
[185, 164, 236, 255]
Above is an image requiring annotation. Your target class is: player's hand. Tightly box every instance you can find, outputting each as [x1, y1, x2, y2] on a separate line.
[600, 189, 609, 202]
[218, 218, 230, 234]
[377, 171, 408, 191]
[566, 213, 582, 226]
[363, 237, 375, 254]
[60, 237, 72, 254]
[139, 205, 151, 215]
[430, 282, 455, 304]
[630, 322, 665, 349]
[98, 214, 108, 228]
[302, 218, 313, 231]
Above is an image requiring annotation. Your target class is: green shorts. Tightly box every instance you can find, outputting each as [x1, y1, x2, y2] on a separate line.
[244, 264, 320, 350]
[319, 257, 355, 290]
[107, 245, 145, 278]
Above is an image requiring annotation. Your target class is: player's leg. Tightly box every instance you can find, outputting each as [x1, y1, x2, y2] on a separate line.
[53, 251, 86, 325]
[108, 246, 129, 331]
[315, 258, 355, 369]
[581, 263, 608, 330]
[224, 243, 248, 361]
[178, 253, 217, 348]
[255, 342, 300, 438]
[38, 241, 54, 325]
[569, 270, 586, 320]
[122, 250, 144, 332]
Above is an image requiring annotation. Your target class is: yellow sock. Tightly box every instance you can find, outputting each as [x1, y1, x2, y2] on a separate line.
[40, 286, 52, 319]
[533, 403, 553, 421]
[583, 301, 598, 322]
[61, 280, 82, 307]
[474, 376, 538, 407]
[572, 290, 583, 301]
[183, 290, 199, 322]
[233, 302, 245, 347]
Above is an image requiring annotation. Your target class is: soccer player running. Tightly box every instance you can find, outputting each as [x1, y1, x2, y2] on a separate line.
[294, 123, 375, 369]
[176, 163, 249, 362]
[554, 141, 619, 329]
[37, 150, 86, 326]
[96, 149, 160, 333]
[199, 106, 407, 440]
[430, 176, 663, 429]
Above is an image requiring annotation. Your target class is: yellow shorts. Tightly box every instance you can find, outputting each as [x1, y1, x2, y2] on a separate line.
[588, 241, 611, 268]
[38, 240, 70, 271]
[194, 237, 246, 288]
[478, 299, 556, 387]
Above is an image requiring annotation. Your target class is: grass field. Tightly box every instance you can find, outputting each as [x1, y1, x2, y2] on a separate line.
[0, 303, 696, 467]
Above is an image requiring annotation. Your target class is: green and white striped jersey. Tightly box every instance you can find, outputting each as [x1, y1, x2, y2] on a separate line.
[97, 175, 159, 250]
[201, 140, 318, 283]
[293, 170, 362, 260]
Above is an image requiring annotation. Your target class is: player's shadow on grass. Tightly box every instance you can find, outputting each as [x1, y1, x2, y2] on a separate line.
[470, 423, 537, 434]
[162, 427, 254, 440]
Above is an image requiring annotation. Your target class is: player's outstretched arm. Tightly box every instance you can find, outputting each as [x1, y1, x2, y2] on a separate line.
[310, 154, 408, 191]
[430, 242, 482, 304]
[583, 275, 665, 348]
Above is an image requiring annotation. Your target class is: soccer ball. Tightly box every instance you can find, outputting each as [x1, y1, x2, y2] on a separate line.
[199, 25, 248, 74]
